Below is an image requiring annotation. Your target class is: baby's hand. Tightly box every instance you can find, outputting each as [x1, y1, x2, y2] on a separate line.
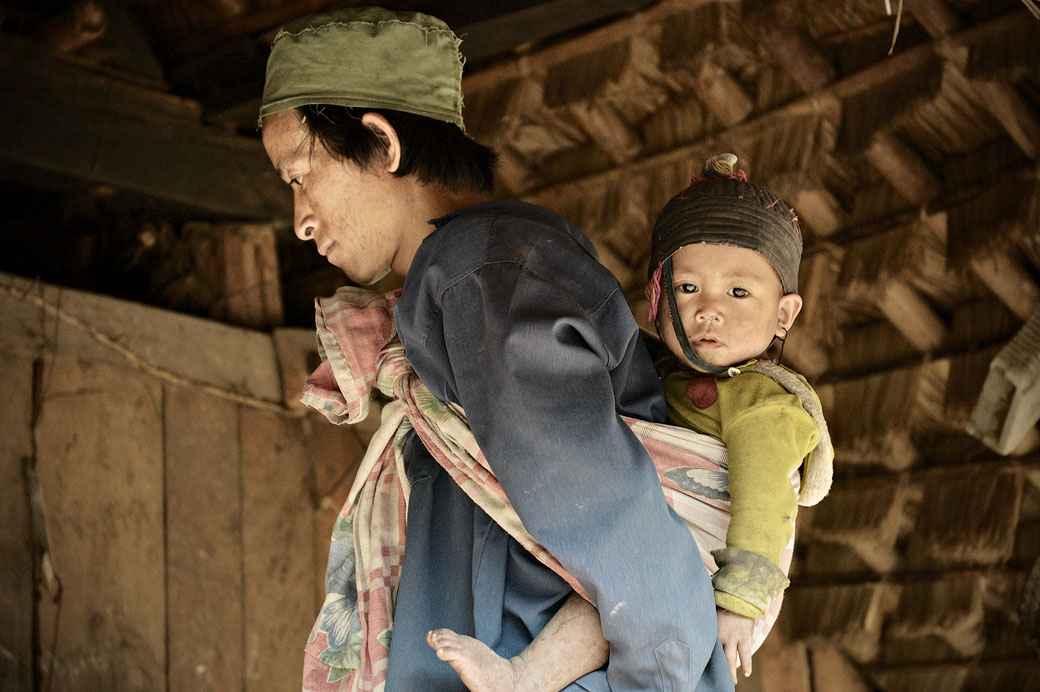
[716, 608, 755, 683]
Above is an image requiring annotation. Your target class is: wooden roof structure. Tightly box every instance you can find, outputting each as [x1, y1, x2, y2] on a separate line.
[1, 1, 1038, 691]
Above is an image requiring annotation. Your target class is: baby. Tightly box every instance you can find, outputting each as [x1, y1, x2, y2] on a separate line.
[427, 154, 826, 691]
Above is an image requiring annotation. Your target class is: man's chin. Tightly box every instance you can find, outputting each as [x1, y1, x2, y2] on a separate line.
[357, 265, 391, 285]
[350, 265, 393, 287]
[330, 258, 390, 286]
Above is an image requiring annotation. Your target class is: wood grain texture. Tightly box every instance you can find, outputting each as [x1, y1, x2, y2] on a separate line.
[240, 408, 313, 691]
[0, 351, 35, 692]
[165, 385, 243, 692]
[34, 356, 166, 691]
[0, 271, 284, 406]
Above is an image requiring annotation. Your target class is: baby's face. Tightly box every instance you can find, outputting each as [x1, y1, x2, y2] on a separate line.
[655, 243, 802, 373]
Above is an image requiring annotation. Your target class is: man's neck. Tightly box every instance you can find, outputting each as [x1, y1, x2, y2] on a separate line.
[392, 182, 489, 277]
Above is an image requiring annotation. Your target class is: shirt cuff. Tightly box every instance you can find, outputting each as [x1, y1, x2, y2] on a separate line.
[711, 547, 790, 618]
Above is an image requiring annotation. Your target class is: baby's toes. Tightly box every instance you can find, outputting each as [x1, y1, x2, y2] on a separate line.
[428, 629, 457, 645]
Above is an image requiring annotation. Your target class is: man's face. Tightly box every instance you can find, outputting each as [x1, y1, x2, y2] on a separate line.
[656, 243, 801, 372]
[262, 109, 399, 285]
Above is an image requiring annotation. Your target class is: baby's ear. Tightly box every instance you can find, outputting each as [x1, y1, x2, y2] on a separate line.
[777, 293, 803, 334]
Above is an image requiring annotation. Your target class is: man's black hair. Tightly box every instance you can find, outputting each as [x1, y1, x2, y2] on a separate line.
[299, 104, 497, 195]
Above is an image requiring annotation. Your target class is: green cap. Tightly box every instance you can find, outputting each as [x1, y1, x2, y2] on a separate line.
[259, 6, 466, 131]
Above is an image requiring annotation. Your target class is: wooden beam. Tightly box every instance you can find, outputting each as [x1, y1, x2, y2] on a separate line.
[452, 0, 658, 66]
[869, 662, 969, 690]
[800, 477, 920, 573]
[164, 0, 340, 62]
[35, 357, 166, 689]
[513, 9, 1030, 203]
[887, 577, 986, 655]
[783, 583, 896, 662]
[308, 413, 365, 606]
[172, 0, 661, 65]
[791, 187, 845, 237]
[877, 279, 949, 352]
[782, 329, 831, 379]
[756, 633, 812, 692]
[905, 0, 962, 37]
[810, 644, 875, 692]
[970, 252, 1040, 321]
[694, 60, 753, 127]
[864, 657, 1040, 676]
[272, 327, 320, 412]
[782, 249, 841, 378]
[970, 78, 1040, 160]
[165, 386, 244, 692]
[970, 307, 1040, 455]
[0, 355, 35, 692]
[905, 465, 1023, 565]
[240, 409, 315, 691]
[170, 0, 662, 125]
[520, 88, 831, 213]
[0, 271, 285, 407]
[827, 365, 929, 469]
[0, 32, 289, 221]
[494, 146, 540, 196]
[219, 224, 284, 329]
[865, 132, 941, 206]
[742, 2, 836, 93]
[190, 222, 285, 329]
[568, 101, 642, 164]
[464, 0, 735, 93]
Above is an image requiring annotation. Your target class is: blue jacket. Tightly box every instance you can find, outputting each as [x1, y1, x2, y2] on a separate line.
[388, 201, 731, 692]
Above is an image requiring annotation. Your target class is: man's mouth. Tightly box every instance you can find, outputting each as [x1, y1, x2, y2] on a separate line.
[318, 241, 334, 257]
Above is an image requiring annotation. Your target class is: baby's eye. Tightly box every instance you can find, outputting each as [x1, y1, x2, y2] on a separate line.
[677, 283, 698, 294]
[729, 287, 750, 298]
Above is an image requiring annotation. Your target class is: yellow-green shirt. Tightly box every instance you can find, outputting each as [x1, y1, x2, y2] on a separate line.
[662, 361, 822, 618]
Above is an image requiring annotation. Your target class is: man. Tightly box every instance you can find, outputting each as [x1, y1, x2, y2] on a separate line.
[259, 7, 731, 691]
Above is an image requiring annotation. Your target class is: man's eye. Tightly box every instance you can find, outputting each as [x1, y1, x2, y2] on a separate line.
[289, 175, 303, 186]
[678, 283, 698, 294]
[729, 287, 749, 298]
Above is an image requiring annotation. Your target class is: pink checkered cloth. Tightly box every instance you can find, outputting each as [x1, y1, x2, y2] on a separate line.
[300, 287, 796, 692]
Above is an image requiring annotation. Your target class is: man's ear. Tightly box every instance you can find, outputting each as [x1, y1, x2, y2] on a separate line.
[360, 112, 402, 174]
[776, 293, 803, 335]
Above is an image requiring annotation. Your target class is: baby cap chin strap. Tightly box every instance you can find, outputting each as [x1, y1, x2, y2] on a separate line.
[662, 256, 728, 375]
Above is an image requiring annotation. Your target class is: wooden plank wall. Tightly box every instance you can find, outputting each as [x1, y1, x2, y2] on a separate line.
[35, 356, 167, 689]
[0, 350, 35, 691]
[166, 387, 243, 691]
[0, 272, 363, 692]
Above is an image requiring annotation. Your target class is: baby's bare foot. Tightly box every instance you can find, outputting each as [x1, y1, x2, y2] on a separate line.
[426, 629, 535, 692]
